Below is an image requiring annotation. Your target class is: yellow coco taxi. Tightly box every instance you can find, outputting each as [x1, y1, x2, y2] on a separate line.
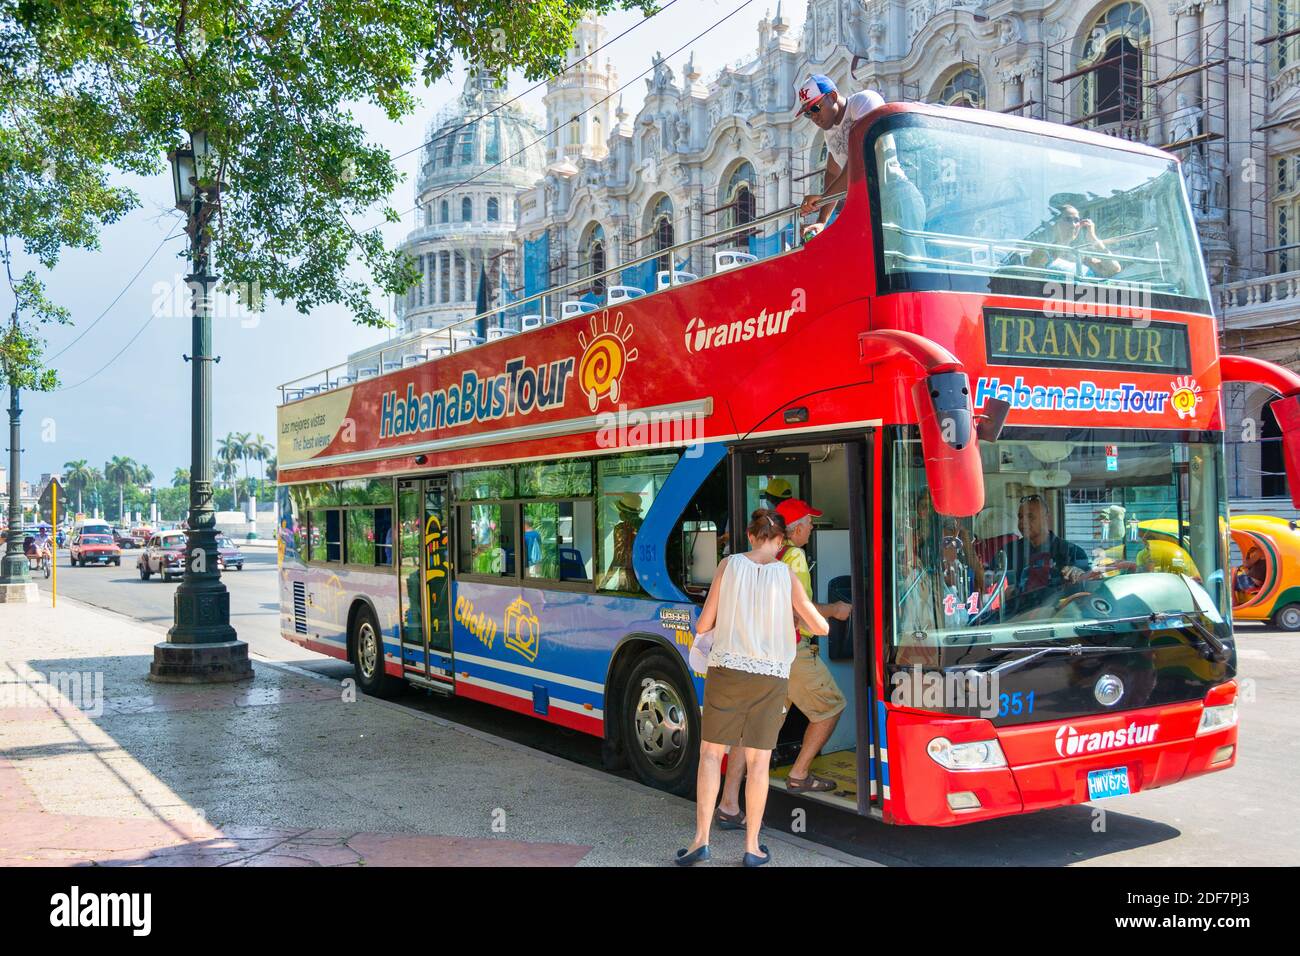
[1229, 514, 1300, 631]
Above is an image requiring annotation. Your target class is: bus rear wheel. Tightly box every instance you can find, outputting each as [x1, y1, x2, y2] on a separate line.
[1273, 603, 1300, 631]
[351, 606, 402, 699]
[623, 650, 698, 796]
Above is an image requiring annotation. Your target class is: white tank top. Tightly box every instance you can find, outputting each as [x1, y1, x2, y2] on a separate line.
[707, 553, 797, 678]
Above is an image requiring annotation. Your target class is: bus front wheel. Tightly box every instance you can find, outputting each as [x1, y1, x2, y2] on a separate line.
[622, 650, 698, 796]
[351, 606, 403, 699]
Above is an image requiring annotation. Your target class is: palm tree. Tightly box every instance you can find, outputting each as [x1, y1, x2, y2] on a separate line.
[103, 456, 137, 523]
[233, 431, 252, 487]
[172, 468, 190, 487]
[265, 455, 277, 484]
[247, 434, 273, 495]
[216, 435, 238, 494]
[136, 464, 154, 489]
[63, 459, 95, 514]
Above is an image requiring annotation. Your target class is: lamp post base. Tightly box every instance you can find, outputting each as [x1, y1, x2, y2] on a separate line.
[148, 640, 253, 683]
[0, 582, 40, 603]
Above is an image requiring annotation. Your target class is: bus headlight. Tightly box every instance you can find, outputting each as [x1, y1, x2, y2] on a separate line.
[926, 736, 1007, 770]
[1197, 702, 1238, 736]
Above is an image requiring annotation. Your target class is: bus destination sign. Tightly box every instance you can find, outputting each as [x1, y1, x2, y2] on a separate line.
[984, 308, 1191, 374]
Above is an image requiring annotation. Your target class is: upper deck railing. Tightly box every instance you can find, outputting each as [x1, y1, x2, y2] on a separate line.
[278, 193, 844, 404]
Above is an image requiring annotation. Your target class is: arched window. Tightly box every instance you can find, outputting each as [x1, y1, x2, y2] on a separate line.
[566, 116, 581, 146]
[462, 197, 473, 222]
[582, 222, 606, 296]
[459, 126, 476, 164]
[648, 195, 674, 273]
[936, 66, 985, 109]
[722, 161, 757, 238]
[440, 200, 449, 224]
[1080, 3, 1151, 133]
[485, 118, 501, 164]
[487, 197, 500, 222]
[592, 116, 602, 150]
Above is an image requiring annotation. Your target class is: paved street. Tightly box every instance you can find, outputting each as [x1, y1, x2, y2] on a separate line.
[22, 545, 1299, 866]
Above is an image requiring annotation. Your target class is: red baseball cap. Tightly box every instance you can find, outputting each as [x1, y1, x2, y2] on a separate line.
[776, 498, 822, 526]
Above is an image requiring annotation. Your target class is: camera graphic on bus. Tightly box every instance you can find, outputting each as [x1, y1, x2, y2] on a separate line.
[504, 597, 541, 663]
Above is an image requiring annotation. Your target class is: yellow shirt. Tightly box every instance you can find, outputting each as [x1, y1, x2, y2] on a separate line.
[781, 542, 813, 638]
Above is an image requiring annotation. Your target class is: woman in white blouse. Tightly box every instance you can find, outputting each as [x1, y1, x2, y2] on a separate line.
[676, 509, 830, 867]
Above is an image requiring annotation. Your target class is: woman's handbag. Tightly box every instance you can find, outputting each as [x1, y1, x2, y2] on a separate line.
[688, 630, 714, 674]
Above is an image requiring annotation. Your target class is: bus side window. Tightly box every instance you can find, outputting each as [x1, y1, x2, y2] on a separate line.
[669, 458, 729, 602]
[595, 452, 678, 595]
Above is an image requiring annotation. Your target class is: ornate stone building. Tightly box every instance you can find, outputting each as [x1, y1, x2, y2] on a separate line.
[518, 2, 1300, 506]
[348, 69, 546, 375]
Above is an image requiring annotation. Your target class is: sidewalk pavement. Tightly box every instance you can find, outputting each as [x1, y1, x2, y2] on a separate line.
[0, 599, 860, 867]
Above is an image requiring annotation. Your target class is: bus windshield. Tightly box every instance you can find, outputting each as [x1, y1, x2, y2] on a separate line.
[869, 114, 1211, 309]
[889, 428, 1231, 656]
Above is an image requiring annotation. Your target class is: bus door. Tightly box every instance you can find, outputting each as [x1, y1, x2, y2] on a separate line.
[733, 440, 883, 814]
[397, 476, 454, 685]
[422, 476, 454, 684]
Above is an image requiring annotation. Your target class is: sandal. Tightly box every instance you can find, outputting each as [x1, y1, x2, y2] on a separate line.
[786, 772, 837, 793]
[715, 807, 746, 831]
[675, 845, 710, 866]
[743, 844, 772, 867]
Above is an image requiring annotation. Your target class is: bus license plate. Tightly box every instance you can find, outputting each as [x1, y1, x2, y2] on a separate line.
[1087, 767, 1131, 800]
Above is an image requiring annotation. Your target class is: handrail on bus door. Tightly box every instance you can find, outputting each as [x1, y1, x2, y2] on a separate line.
[1221, 354, 1300, 508]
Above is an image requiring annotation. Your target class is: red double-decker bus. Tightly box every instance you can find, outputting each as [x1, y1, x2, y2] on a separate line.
[277, 101, 1300, 825]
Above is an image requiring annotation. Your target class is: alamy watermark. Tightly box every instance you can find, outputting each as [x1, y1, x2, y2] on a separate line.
[1, 671, 105, 717]
[595, 403, 707, 457]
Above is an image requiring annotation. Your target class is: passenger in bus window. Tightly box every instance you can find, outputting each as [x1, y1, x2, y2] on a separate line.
[794, 73, 885, 240]
[998, 495, 1092, 614]
[597, 492, 644, 592]
[1026, 203, 1121, 279]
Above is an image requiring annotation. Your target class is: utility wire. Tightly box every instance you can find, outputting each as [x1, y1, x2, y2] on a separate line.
[392, 0, 682, 164]
[46, 226, 184, 362]
[382, 0, 758, 227]
[55, 295, 170, 391]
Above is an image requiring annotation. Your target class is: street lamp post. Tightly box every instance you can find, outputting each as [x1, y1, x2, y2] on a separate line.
[150, 131, 251, 682]
[0, 343, 37, 601]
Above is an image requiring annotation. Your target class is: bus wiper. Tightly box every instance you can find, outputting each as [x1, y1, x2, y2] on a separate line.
[1149, 611, 1231, 663]
[948, 643, 1120, 678]
[1078, 612, 1230, 663]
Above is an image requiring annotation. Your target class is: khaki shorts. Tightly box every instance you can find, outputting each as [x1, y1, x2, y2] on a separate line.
[786, 640, 846, 723]
[701, 666, 789, 751]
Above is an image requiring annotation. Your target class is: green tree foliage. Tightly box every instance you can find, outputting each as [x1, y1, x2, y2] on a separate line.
[2, 0, 652, 339]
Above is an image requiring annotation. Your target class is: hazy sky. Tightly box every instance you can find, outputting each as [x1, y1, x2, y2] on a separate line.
[10, 1, 803, 484]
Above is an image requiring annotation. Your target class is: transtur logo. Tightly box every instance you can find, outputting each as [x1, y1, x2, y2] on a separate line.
[684, 307, 795, 354]
[1054, 721, 1159, 757]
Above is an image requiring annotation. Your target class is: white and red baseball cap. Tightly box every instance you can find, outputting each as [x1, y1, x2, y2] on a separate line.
[795, 74, 837, 115]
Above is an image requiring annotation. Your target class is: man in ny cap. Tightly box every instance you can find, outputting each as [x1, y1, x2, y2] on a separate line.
[796, 73, 885, 240]
[715, 498, 853, 826]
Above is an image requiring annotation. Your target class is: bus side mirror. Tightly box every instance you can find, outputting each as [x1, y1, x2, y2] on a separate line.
[976, 397, 1011, 443]
[1269, 393, 1300, 509]
[912, 371, 985, 518]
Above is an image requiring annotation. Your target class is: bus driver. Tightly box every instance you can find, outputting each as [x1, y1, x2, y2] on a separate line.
[998, 494, 1092, 614]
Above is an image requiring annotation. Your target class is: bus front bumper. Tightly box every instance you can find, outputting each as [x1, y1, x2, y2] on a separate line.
[884, 681, 1239, 827]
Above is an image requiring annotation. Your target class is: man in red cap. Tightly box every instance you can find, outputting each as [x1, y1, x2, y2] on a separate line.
[715, 498, 853, 820]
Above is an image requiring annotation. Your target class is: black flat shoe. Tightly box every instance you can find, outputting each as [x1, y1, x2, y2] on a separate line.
[675, 845, 710, 866]
[743, 844, 771, 867]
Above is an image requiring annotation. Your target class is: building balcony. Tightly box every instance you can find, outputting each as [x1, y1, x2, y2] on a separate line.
[1269, 62, 1300, 105]
[1217, 269, 1300, 329]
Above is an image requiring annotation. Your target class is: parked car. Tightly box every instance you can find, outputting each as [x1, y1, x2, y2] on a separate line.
[137, 530, 189, 581]
[217, 535, 245, 571]
[69, 530, 122, 567]
[111, 527, 134, 549]
[129, 525, 154, 548]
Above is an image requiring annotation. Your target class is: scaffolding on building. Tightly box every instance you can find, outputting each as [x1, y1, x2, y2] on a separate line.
[1044, 6, 1270, 282]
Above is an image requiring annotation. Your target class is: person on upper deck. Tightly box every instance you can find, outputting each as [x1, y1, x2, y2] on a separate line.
[796, 74, 884, 241]
[1026, 202, 1122, 279]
